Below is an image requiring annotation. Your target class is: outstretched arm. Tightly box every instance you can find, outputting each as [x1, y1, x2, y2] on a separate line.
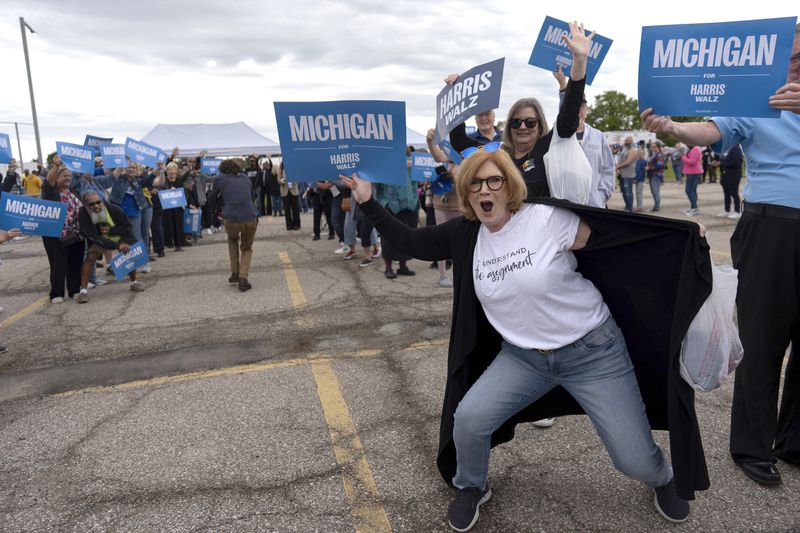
[640, 108, 722, 146]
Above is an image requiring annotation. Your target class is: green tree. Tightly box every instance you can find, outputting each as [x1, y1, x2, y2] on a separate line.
[585, 91, 641, 132]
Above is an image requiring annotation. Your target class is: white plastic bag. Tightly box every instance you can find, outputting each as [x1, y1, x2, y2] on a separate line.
[543, 132, 592, 205]
[680, 265, 743, 392]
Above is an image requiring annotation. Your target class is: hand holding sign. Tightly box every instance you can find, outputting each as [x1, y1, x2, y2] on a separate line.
[339, 173, 372, 204]
[769, 82, 800, 113]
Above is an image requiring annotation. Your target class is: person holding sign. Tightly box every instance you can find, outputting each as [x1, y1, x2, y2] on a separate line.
[450, 21, 593, 203]
[162, 162, 191, 251]
[641, 24, 800, 488]
[74, 191, 144, 303]
[40, 164, 86, 304]
[342, 146, 694, 529]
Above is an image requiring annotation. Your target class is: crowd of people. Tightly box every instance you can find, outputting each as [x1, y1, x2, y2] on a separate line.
[0, 19, 796, 533]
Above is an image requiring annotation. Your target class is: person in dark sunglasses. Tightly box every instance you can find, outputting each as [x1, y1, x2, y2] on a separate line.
[449, 20, 592, 203]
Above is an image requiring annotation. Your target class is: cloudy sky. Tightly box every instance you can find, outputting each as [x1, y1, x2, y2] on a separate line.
[0, 0, 795, 163]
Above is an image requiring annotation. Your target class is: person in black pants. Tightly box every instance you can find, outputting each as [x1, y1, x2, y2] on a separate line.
[279, 162, 301, 230]
[162, 162, 190, 250]
[40, 164, 86, 303]
[150, 187, 165, 257]
[310, 181, 334, 240]
[718, 144, 743, 218]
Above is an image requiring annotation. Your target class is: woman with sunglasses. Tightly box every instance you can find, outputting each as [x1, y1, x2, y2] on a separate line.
[449, 21, 591, 202]
[340, 146, 690, 530]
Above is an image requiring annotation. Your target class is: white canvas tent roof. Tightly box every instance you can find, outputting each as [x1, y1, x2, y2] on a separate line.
[406, 128, 428, 150]
[140, 122, 281, 157]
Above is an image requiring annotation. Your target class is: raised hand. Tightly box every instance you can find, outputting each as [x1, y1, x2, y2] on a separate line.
[338, 173, 372, 204]
[561, 20, 594, 59]
[553, 65, 568, 91]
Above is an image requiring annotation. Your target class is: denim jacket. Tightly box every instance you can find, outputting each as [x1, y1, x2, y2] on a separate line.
[104, 173, 154, 210]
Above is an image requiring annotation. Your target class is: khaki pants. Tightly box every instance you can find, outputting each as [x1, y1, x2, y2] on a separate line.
[224, 218, 258, 279]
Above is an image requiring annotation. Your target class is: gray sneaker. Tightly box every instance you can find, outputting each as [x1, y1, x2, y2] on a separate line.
[438, 275, 453, 288]
[654, 479, 689, 523]
[447, 486, 491, 532]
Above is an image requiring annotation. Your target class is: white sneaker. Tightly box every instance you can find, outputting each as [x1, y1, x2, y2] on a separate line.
[93, 278, 108, 286]
[533, 418, 555, 428]
[728, 212, 741, 219]
[205, 228, 213, 236]
[87, 282, 96, 289]
[334, 244, 350, 255]
[717, 211, 730, 217]
[140, 264, 152, 273]
[438, 275, 453, 288]
[51, 297, 64, 304]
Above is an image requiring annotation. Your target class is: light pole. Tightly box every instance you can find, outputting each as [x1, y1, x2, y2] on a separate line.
[0, 121, 32, 169]
[19, 17, 43, 167]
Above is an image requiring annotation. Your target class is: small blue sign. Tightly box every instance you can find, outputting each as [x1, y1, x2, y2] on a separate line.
[411, 153, 439, 182]
[434, 58, 505, 145]
[639, 17, 797, 118]
[528, 16, 612, 86]
[201, 158, 222, 175]
[0, 133, 12, 164]
[110, 240, 149, 281]
[158, 188, 187, 209]
[84, 135, 113, 156]
[57, 142, 95, 175]
[0, 194, 66, 237]
[100, 144, 128, 168]
[183, 208, 201, 234]
[274, 100, 407, 185]
[125, 137, 167, 168]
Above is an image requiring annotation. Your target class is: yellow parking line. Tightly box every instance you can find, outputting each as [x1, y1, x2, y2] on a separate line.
[310, 361, 392, 533]
[278, 251, 308, 309]
[0, 296, 48, 330]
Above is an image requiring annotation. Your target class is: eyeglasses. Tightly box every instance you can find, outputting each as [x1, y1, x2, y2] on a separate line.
[468, 175, 505, 193]
[509, 117, 539, 130]
[791, 52, 800, 63]
[85, 200, 102, 207]
[460, 141, 502, 159]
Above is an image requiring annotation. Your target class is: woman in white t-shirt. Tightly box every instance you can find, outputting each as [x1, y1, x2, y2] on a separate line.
[341, 146, 689, 531]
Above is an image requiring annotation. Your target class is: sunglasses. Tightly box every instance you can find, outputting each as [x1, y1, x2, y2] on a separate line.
[509, 117, 539, 129]
[85, 200, 103, 207]
[460, 141, 502, 159]
[468, 175, 505, 193]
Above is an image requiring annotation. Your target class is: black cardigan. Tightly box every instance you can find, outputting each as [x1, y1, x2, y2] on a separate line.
[450, 77, 585, 201]
[360, 197, 712, 500]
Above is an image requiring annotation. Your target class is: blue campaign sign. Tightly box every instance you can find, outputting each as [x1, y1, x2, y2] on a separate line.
[439, 139, 463, 164]
[411, 152, 439, 181]
[274, 100, 407, 185]
[125, 137, 167, 168]
[639, 17, 797, 118]
[0, 194, 66, 237]
[110, 240, 148, 281]
[158, 188, 187, 209]
[528, 16, 612, 86]
[84, 135, 113, 156]
[201, 158, 222, 175]
[0, 133, 12, 164]
[57, 142, 95, 175]
[183, 208, 201, 234]
[100, 144, 128, 168]
[434, 58, 504, 145]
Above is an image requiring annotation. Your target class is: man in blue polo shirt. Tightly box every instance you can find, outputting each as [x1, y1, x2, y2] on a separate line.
[641, 24, 800, 488]
[468, 110, 502, 144]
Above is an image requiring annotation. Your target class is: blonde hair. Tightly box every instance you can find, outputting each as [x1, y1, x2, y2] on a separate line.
[455, 150, 527, 221]
[501, 98, 550, 152]
[165, 162, 179, 171]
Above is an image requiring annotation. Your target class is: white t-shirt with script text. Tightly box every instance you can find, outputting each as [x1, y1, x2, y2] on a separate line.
[473, 204, 609, 349]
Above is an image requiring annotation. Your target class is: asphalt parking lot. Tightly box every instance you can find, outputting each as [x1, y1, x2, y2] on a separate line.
[1, 180, 798, 532]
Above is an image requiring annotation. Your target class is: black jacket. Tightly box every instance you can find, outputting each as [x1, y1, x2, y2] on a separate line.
[719, 145, 743, 179]
[78, 201, 136, 250]
[360, 197, 712, 500]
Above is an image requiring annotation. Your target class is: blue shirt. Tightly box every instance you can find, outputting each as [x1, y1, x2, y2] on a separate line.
[469, 129, 503, 144]
[711, 112, 800, 209]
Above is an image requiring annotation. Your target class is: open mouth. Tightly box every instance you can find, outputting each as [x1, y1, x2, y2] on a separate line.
[480, 201, 493, 213]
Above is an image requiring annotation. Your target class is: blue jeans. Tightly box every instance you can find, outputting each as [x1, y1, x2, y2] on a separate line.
[620, 178, 634, 212]
[672, 161, 683, 183]
[139, 206, 153, 253]
[452, 317, 672, 491]
[649, 178, 661, 210]
[685, 174, 700, 209]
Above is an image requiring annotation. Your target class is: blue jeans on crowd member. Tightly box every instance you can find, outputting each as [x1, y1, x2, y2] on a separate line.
[140, 206, 153, 253]
[649, 178, 662, 210]
[128, 215, 150, 265]
[330, 194, 345, 242]
[685, 174, 701, 210]
[452, 316, 672, 492]
[271, 194, 283, 216]
[672, 161, 683, 184]
[621, 178, 634, 212]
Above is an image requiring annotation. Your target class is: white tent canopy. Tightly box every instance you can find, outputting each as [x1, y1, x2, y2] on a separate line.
[406, 127, 428, 150]
[140, 122, 281, 157]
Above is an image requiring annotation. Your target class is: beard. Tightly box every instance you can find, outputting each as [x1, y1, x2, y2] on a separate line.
[89, 205, 109, 225]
